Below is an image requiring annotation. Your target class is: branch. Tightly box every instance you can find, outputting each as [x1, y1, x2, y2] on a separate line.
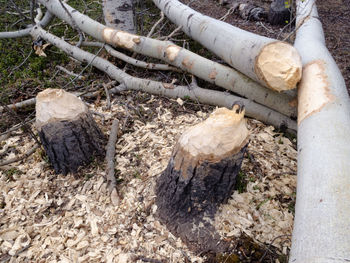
[105, 119, 119, 193]
[0, 11, 53, 39]
[30, 26, 297, 132]
[0, 144, 39, 166]
[36, 0, 296, 117]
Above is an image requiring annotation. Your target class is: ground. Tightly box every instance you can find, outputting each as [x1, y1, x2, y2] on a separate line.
[0, 0, 349, 262]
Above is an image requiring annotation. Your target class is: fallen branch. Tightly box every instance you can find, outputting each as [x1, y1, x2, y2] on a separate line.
[81, 41, 181, 72]
[30, 26, 297, 132]
[36, 0, 296, 117]
[152, 0, 302, 92]
[105, 119, 120, 205]
[0, 144, 39, 166]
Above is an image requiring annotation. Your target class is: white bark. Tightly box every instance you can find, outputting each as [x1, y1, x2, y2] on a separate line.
[152, 0, 302, 92]
[0, 11, 53, 39]
[29, 26, 297, 132]
[103, 0, 135, 33]
[290, 1, 350, 262]
[36, 0, 296, 117]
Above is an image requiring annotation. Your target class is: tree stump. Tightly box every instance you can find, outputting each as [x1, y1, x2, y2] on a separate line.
[268, 0, 292, 25]
[155, 103, 249, 252]
[36, 89, 106, 175]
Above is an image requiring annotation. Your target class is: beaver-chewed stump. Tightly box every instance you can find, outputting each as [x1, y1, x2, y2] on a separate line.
[155, 104, 249, 253]
[35, 89, 106, 175]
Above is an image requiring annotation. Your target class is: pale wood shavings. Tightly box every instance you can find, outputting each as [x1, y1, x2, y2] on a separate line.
[0, 94, 296, 261]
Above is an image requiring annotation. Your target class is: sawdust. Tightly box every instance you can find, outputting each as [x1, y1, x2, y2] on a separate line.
[0, 94, 296, 262]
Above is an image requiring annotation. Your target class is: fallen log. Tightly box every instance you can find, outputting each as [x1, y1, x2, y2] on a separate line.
[30, 26, 297, 132]
[155, 103, 249, 252]
[290, 0, 350, 262]
[36, 89, 106, 174]
[36, 0, 296, 117]
[152, 0, 302, 92]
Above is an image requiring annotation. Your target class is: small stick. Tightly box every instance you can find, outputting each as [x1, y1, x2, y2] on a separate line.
[56, 65, 85, 80]
[0, 144, 39, 166]
[147, 11, 164, 38]
[105, 119, 120, 204]
[103, 83, 111, 110]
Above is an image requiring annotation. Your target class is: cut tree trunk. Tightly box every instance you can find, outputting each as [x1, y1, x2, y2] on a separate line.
[36, 0, 297, 117]
[103, 0, 135, 33]
[152, 0, 302, 92]
[268, 0, 292, 25]
[36, 89, 106, 175]
[155, 104, 249, 252]
[30, 26, 297, 132]
[290, 0, 350, 262]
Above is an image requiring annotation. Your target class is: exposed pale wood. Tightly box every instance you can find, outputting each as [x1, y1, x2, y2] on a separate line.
[290, 0, 350, 262]
[156, 104, 249, 252]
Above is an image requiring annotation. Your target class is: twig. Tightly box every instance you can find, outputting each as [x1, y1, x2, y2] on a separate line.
[57, 0, 84, 47]
[0, 144, 39, 166]
[159, 25, 182, 40]
[103, 83, 111, 110]
[9, 49, 33, 77]
[0, 118, 35, 137]
[2, 104, 40, 145]
[56, 65, 85, 80]
[147, 11, 164, 37]
[30, 0, 36, 24]
[63, 43, 104, 88]
[259, 234, 291, 262]
[105, 119, 120, 204]
[9, 0, 29, 21]
[81, 41, 180, 71]
[219, 6, 235, 21]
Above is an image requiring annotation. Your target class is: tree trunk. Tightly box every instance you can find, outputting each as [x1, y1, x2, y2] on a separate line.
[103, 0, 135, 33]
[290, 0, 350, 262]
[36, 89, 106, 175]
[268, 0, 291, 25]
[155, 104, 249, 252]
[152, 0, 302, 92]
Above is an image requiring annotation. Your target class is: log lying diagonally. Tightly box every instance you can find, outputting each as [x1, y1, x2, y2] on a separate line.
[290, 0, 350, 262]
[36, 0, 297, 118]
[29, 26, 297, 132]
[152, 0, 302, 92]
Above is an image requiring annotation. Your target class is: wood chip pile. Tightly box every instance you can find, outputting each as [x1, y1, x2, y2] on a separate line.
[0, 94, 296, 262]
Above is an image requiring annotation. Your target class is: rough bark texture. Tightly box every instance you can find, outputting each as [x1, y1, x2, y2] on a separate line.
[103, 0, 135, 33]
[155, 146, 247, 252]
[268, 0, 291, 25]
[155, 106, 249, 252]
[38, 112, 106, 175]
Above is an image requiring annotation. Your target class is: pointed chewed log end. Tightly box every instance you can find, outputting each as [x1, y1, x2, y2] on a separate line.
[155, 104, 249, 253]
[36, 89, 106, 175]
[256, 41, 302, 92]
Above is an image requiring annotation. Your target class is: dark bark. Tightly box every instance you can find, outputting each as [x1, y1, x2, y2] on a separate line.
[38, 112, 106, 175]
[268, 0, 292, 25]
[155, 144, 247, 253]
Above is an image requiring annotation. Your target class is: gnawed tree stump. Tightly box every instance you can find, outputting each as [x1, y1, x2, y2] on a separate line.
[36, 89, 106, 175]
[268, 0, 292, 25]
[155, 103, 249, 252]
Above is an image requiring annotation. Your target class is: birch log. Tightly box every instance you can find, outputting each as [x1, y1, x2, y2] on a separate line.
[30, 26, 297, 132]
[290, 0, 350, 262]
[36, 0, 297, 117]
[152, 0, 302, 92]
[103, 0, 135, 33]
